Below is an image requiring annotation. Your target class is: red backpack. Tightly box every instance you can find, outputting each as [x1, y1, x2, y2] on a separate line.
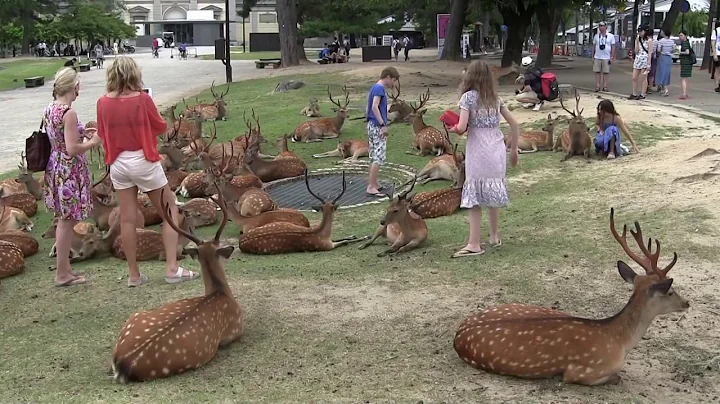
[540, 72, 559, 101]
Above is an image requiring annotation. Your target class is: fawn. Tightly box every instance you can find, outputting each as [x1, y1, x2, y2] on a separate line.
[111, 188, 243, 383]
[408, 145, 466, 219]
[454, 208, 689, 386]
[312, 140, 369, 164]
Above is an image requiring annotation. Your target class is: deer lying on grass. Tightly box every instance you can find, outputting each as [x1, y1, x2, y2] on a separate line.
[0, 189, 37, 217]
[0, 153, 44, 199]
[292, 86, 350, 142]
[41, 218, 97, 258]
[159, 122, 193, 172]
[181, 80, 230, 121]
[0, 229, 39, 257]
[406, 89, 453, 156]
[111, 188, 243, 383]
[205, 150, 276, 217]
[239, 170, 366, 254]
[358, 178, 428, 256]
[244, 122, 307, 183]
[226, 204, 309, 234]
[387, 81, 413, 125]
[505, 114, 556, 153]
[312, 140, 369, 163]
[69, 222, 120, 263]
[136, 194, 163, 226]
[300, 98, 321, 117]
[0, 206, 33, 232]
[112, 209, 198, 261]
[454, 208, 689, 385]
[165, 109, 203, 145]
[92, 189, 144, 232]
[0, 240, 24, 279]
[408, 145, 466, 219]
[559, 91, 592, 162]
[273, 134, 299, 160]
[175, 198, 218, 227]
[410, 151, 465, 186]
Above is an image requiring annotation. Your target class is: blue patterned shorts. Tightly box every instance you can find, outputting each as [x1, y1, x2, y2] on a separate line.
[367, 122, 386, 165]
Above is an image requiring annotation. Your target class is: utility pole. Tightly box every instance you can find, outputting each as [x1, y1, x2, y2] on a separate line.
[224, 0, 233, 83]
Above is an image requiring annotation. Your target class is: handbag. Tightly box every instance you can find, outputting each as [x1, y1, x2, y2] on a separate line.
[25, 118, 52, 172]
[689, 47, 697, 65]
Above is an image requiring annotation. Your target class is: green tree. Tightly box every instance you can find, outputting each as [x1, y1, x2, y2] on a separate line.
[673, 9, 707, 37]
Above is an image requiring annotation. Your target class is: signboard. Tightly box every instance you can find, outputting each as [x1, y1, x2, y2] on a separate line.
[382, 35, 393, 46]
[437, 13, 450, 57]
[680, 0, 691, 13]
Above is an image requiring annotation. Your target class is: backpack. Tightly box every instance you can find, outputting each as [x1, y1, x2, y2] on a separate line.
[540, 72, 559, 101]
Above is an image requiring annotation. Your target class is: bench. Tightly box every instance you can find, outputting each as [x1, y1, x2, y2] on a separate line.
[77, 63, 90, 72]
[255, 58, 281, 69]
[24, 76, 45, 88]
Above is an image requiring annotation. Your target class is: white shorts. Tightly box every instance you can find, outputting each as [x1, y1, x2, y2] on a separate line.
[110, 150, 168, 192]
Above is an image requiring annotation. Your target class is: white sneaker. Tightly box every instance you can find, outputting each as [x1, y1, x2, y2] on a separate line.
[522, 103, 535, 109]
[532, 101, 544, 111]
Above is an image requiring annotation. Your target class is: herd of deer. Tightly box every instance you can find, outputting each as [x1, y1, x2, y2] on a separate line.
[0, 78, 690, 388]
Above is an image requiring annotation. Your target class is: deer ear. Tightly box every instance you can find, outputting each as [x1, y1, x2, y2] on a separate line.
[647, 278, 674, 297]
[420, 109, 427, 115]
[408, 210, 422, 220]
[617, 261, 637, 284]
[332, 108, 338, 112]
[547, 113, 552, 120]
[183, 248, 199, 260]
[216, 245, 234, 260]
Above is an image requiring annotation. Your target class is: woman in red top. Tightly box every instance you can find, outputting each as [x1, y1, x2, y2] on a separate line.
[96, 56, 198, 287]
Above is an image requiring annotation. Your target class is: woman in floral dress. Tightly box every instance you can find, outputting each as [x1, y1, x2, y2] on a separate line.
[447, 60, 520, 258]
[44, 67, 102, 286]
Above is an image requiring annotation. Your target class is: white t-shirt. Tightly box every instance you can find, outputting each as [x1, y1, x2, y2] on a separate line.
[593, 32, 616, 60]
[711, 27, 720, 56]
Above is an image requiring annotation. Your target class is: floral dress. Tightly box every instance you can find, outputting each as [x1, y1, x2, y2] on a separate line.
[459, 91, 509, 209]
[633, 38, 650, 70]
[43, 102, 94, 221]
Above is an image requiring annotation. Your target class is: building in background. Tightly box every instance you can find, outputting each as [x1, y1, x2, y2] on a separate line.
[120, 0, 278, 46]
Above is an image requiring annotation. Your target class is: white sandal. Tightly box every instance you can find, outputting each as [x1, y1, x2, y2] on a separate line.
[165, 267, 199, 284]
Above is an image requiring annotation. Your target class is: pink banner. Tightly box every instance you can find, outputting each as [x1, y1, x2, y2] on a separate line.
[437, 14, 451, 40]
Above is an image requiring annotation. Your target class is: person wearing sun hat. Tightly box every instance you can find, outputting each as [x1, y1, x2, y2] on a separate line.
[592, 21, 616, 92]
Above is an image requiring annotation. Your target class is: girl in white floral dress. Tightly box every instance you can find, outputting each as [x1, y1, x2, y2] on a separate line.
[447, 60, 520, 258]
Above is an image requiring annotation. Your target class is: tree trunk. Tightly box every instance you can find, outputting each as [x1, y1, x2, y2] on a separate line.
[499, 2, 535, 67]
[650, 0, 656, 36]
[702, 0, 717, 70]
[575, 11, 580, 46]
[21, 19, 32, 55]
[535, 3, 561, 68]
[440, 0, 469, 61]
[296, 36, 307, 62]
[276, 0, 299, 67]
[588, 2, 594, 40]
[631, 0, 640, 48]
[660, 0, 681, 37]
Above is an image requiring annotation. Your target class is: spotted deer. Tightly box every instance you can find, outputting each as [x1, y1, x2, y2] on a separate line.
[159, 121, 192, 172]
[0, 240, 24, 279]
[0, 189, 37, 217]
[111, 188, 243, 383]
[92, 189, 145, 232]
[0, 229, 39, 257]
[454, 208, 689, 386]
[177, 172, 212, 198]
[387, 80, 413, 125]
[312, 140, 369, 164]
[239, 171, 365, 254]
[166, 170, 189, 193]
[406, 89, 453, 156]
[226, 204, 309, 234]
[0, 206, 33, 232]
[175, 198, 219, 227]
[70, 221, 120, 263]
[274, 134, 299, 160]
[165, 109, 203, 146]
[300, 98, 321, 117]
[292, 86, 350, 142]
[409, 145, 466, 219]
[1, 153, 44, 199]
[358, 178, 428, 256]
[406, 133, 465, 186]
[505, 114, 556, 153]
[559, 91, 592, 162]
[244, 121, 307, 183]
[41, 217, 97, 258]
[112, 209, 198, 261]
[192, 80, 230, 121]
[137, 194, 163, 226]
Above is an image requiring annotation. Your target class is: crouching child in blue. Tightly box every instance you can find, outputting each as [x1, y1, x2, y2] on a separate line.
[595, 100, 639, 159]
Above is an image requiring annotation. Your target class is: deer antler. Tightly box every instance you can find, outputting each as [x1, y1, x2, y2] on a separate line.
[92, 165, 110, 188]
[304, 169, 324, 203]
[451, 142, 460, 166]
[574, 89, 584, 116]
[609, 208, 677, 279]
[208, 189, 228, 245]
[210, 80, 217, 99]
[251, 109, 261, 137]
[409, 88, 431, 112]
[160, 188, 203, 246]
[389, 80, 401, 101]
[19, 151, 27, 170]
[332, 171, 347, 205]
[221, 83, 230, 98]
[399, 175, 416, 200]
[341, 85, 350, 108]
[559, 94, 576, 118]
[327, 86, 343, 109]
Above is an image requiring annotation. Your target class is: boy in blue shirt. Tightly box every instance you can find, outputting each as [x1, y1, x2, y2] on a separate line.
[366, 66, 400, 196]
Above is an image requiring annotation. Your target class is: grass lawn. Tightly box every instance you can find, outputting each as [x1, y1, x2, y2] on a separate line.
[0, 58, 67, 91]
[201, 50, 317, 61]
[0, 72, 718, 403]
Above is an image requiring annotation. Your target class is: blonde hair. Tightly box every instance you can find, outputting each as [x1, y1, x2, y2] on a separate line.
[106, 56, 143, 93]
[459, 59, 498, 111]
[53, 67, 79, 98]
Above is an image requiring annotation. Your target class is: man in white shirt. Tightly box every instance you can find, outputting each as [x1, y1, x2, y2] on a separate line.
[711, 18, 720, 92]
[592, 21, 616, 92]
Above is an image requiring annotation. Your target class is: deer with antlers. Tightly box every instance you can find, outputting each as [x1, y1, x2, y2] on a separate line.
[292, 86, 351, 142]
[111, 188, 243, 383]
[387, 81, 413, 125]
[358, 178, 428, 256]
[312, 140, 369, 164]
[181, 80, 230, 121]
[406, 89, 453, 156]
[408, 145, 466, 219]
[165, 108, 204, 146]
[558, 91, 592, 162]
[239, 171, 366, 254]
[0, 152, 45, 199]
[454, 208, 689, 385]
[243, 118, 307, 183]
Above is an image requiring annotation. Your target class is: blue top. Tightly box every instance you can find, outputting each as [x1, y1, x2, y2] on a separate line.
[366, 83, 387, 126]
[320, 48, 329, 58]
[180, 43, 187, 50]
